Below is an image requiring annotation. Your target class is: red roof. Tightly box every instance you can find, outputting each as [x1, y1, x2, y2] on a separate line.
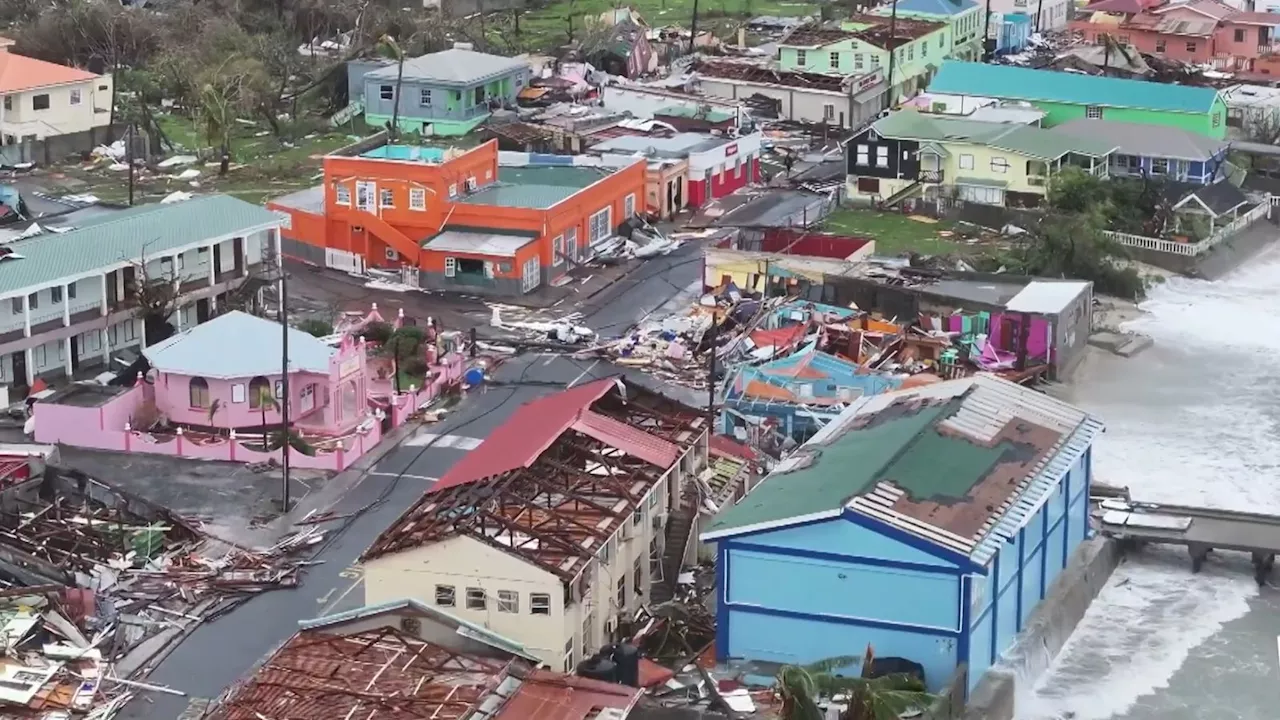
[493, 670, 641, 720]
[749, 325, 807, 350]
[430, 380, 615, 494]
[572, 410, 680, 468]
[710, 434, 759, 462]
[0, 48, 99, 94]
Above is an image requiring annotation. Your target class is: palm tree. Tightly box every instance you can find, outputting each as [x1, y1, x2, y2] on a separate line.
[268, 428, 317, 457]
[378, 35, 405, 142]
[775, 656, 932, 720]
[206, 398, 223, 434]
[255, 386, 279, 449]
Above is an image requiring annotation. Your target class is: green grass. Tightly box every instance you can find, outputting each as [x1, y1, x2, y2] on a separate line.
[823, 209, 974, 257]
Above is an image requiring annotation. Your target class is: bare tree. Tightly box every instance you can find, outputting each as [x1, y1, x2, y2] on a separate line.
[127, 245, 182, 347]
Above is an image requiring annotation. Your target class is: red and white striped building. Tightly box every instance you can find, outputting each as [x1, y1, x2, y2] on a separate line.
[589, 132, 763, 209]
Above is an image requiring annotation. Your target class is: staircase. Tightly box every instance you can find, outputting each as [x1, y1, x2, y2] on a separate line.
[359, 210, 421, 264]
[881, 180, 924, 209]
[331, 99, 364, 127]
[650, 505, 695, 605]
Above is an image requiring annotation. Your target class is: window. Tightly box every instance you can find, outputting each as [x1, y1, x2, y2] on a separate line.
[1155, 40, 1166, 52]
[33, 345, 46, 368]
[922, 41, 928, 57]
[824, 103, 835, 120]
[50, 287, 61, 303]
[875, 146, 889, 168]
[796, 49, 807, 66]
[497, 590, 519, 613]
[531, 593, 551, 615]
[444, 257, 457, 277]
[616, 574, 626, 609]
[27, 293, 37, 310]
[448, 184, 458, 198]
[588, 207, 612, 245]
[563, 638, 575, 673]
[633, 504, 644, 526]
[124, 321, 136, 341]
[624, 193, 635, 217]
[959, 154, 974, 170]
[1213, 112, 1222, 128]
[522, 256, 541, 293]
[830, 51, 840, 69]
[565, 227, 578, 262]
[335, 185, 351, 205]
[379, 188, 394, 208]
[9, 298, 18, 315]
[465, 587, 486, 610]
[230, 383, 246, 403]
[419, 88, 432, 106]
[908, 44, 914, 61]
[435, 585, 456, 606]
[248, 376, 271, 409]
[1, 97, 8, 111]
[990, 157, 1009, 173]
[854, 53, 865, 70]
[474, 87, 485, 106]
[553, 235, 565, 266]
[189, 377, 210, 408]
[32, 94, 49, 111]
[649, 486, 660, 509]
[940, 33, 946, 48]
[409, 187, 426, 211]
[1235, 28, 1246, 42]
[957, 183, 1005, 205]
[69, 283, 77, 300]
[633, 555, 643, 593]
[380, 85, 393, 101]
[69, 89, 81, 105]
[1151, 158, 1169, 175]
[1186, 41, 1198, 52]
[1085, 105, 1102, 119]
[300, 384, 316, 412]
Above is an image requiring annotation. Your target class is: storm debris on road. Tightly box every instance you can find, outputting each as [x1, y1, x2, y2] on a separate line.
[0, 466, 322, 718]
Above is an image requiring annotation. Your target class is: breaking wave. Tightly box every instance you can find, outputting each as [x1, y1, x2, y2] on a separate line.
[1017, 243, 1280, 719]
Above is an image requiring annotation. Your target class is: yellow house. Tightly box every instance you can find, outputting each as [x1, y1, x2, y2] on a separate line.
[0, 36, 113, 147]
[845, 109, 1117, 207]
[360, 378, 709, 671]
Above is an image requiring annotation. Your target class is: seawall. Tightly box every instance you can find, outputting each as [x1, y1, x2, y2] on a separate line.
[961, 536, 1122, 720]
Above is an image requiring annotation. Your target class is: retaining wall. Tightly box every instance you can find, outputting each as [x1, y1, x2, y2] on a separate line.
[962, 536, 1122, 720]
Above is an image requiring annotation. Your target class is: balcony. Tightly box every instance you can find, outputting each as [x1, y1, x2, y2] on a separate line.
[921, 169, 944, 183]
[411, 104, 491, 122]
[68, 299, 104, 325]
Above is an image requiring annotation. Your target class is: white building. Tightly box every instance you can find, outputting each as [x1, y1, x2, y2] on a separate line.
[988, 0, 1072, 32]
[695, 64, 887, 129]
[360, 378, 709, 670]
[0, 36, 113, 147]
[0, 194, 282, 387]
[1221, 84, 1280, 138]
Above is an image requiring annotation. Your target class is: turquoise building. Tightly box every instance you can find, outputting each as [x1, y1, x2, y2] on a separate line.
[702, 374, 1103, 692]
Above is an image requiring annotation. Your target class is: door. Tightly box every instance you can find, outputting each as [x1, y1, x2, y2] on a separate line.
[70, 336, 80, 373]
[1000, 317, 1019, 352]
[356, 181, 376, 212]
[213, 245, 223, 277]
[11, 351, 26, 389]
[232, 237, 244, 274]
[196, 298, 210, 324]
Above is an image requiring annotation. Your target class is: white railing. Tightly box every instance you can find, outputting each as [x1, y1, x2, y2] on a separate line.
[325, 248, 365, 275]
[1106, 198, 1272, 257]
[67, 298, 103, 318]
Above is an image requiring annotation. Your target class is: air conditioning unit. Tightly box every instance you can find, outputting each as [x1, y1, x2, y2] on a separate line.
[400, 616, 422, 634]
[465, 177, 478, 192]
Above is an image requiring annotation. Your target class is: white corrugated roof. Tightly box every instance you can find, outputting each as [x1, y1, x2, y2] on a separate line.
[1004, 280, 1091, 315]
[144, 311, 335, 379]
[425, 230, 536, 257]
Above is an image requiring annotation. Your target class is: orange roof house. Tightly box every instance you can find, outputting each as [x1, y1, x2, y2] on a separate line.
[0, 37, 113, 146]
[268, 138, 646, 298]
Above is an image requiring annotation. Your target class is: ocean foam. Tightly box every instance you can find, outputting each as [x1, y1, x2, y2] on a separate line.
[1020, 243, 1280, 718]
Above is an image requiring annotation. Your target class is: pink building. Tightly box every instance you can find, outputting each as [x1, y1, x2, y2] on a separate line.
[1072, 0, 1280, 71]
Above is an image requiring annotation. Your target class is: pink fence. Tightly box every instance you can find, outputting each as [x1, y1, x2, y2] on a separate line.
[388, 354, 466, 427]
[34, 385, 383, 472]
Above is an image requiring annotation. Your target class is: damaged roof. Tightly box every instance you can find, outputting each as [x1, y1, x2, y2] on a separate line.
[361, 380, 706, 578]
[702, 375, 1103, 566]
[871, 110, 1118, 160]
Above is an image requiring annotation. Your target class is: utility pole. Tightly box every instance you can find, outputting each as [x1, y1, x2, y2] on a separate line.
[886, 0, 899, 108]
[126, 124, 135, 207]
[1034, 0, 1044, 33]
[277, 256, 292, 511]
[983, 0, 995, 62]
[705, 325, 718, 433]
[689, 0, 701, 55]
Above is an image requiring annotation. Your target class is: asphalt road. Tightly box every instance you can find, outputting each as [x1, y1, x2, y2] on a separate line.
[119, 248, 705, 719]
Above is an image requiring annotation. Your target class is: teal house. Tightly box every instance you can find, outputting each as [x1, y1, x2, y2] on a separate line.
[360, 44, 531, 137]
[925, 61, 1228, 139]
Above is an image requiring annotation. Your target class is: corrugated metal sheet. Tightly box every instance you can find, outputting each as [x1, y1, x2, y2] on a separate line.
[429, 379, 615, 493]
[571, 409, 680, 468]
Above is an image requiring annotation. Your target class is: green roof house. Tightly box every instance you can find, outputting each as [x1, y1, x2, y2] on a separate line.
[924, 61, 1228, 139]
[702, 374, 1104, 695]
[845, 109, 1118, 207]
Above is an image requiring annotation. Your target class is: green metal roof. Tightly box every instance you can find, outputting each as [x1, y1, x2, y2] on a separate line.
[0, 195, 280, 298]
[871, 110, 1117, 160]
[458, 166, 612, 210]
[928, 60, 1223, 114]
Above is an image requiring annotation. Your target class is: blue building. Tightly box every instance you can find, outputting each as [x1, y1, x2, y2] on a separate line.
[992, 13, 1032, 55]
[1054, 118, 1230, 185]
[701, 374, 1103, 693]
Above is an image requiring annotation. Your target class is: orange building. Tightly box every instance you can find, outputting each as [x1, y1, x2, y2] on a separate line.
[268, 138, 647, 296]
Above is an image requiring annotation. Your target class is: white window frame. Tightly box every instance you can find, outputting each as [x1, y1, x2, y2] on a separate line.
[497, 590, 519, 613]
[380, 85, 394, 101]
[856, 144, 869, 166]
[419, 88, 432, 107]
[334, 185, 350, 205]
[875, 146, 889, 168]
[465, 587, 486, 610]
[990, 157, 1010, 174]
[70, 89, 82, 106]
[1085, 105, 1103, 119]
[796, 49, 807, 66]
[959, 154, 975, 170]
[522, 256, 541, 293]
[379, 188, 395, 208]
[824, 103, 835, 120]
[553, 235, 565, 267]
[624, 193, 635, 218]
[448, 184, 458, 198]
[356, 181, 375, 211]
[409, 187, 426, 211]
[231, 383, 246, 403]
[531, 593, 551, 615]
[444, 257, 457, 278]
[435, 585, 456, 606]
[565, 227, 578, 262]
[588, 207, 612, 246]
[829, 51, 840, 69]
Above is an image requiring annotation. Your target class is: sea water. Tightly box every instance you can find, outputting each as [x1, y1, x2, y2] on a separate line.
[1017, 245, 1280, 719]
